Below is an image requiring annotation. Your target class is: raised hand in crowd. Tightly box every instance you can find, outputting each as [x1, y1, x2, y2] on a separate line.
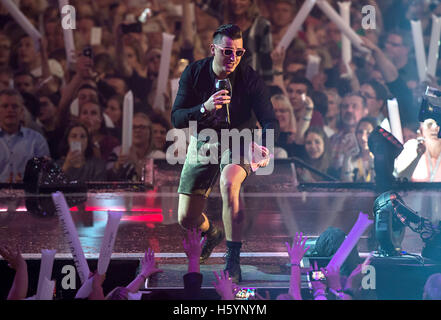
[183, 228, 206, 273]
[126, 248, 163, 294]
[285, 232, 310, 300]
[295, 94, 315, 144]
[0, 246, 28, 300]
[213, 270, 238, 300]
[360, 35, 398, 83]
[271, 46, 288, 96]
[88, 271, 106, 300]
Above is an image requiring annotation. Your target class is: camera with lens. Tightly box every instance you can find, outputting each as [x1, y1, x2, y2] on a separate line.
[419, 86, 441, 138]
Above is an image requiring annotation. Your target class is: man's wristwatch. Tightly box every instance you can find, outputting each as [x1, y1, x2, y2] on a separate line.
[200, 104, 206, 114]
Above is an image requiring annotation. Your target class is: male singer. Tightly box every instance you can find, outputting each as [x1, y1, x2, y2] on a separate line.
[171, 24, 279, 282]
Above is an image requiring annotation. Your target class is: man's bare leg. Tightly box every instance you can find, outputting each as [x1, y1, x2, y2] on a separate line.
[220, 164, 247, 282]
[178, 193, 225, 263]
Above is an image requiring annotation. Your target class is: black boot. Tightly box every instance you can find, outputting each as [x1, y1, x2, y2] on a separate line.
[224, 241, 242, 283]
[200, 222, 225, 263]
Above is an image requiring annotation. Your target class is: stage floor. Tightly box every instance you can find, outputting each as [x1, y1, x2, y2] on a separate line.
[1, 186, 440, 299]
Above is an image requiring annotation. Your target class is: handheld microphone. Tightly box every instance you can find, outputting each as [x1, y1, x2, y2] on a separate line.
[215, 78, 231, 124]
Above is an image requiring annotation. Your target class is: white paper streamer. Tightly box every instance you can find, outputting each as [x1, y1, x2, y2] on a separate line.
[38, 278, 55, 300]
[98, 211, 123, 275]
[338, 1, 352, 64]
[0, 0, 41, 46]
[316, 0, 370, 55]
[387, 98, 404, 144]
[122, 90, 134, 155]
[277, 0, 317, 50]
[305, 54, 321, 80]
[58, 0, 76, 69]
[90, 27, 102, 46]
[411, 20, 427, 82]
[327, 212, 373, 270]
[52, 191, 90, 284]
[75, 211, 123, 299]
[188, 3, 197, 35]
[428, 15, 441, 78]
[36, 249, 56, 300]
[153, 33, 175, 112]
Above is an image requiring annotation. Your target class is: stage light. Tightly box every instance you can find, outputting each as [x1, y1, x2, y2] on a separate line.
[374, 191, 441, 260]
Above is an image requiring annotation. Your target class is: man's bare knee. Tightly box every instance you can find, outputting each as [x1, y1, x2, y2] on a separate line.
[177, 194, 206, 229]
[220, 178, 241, 196]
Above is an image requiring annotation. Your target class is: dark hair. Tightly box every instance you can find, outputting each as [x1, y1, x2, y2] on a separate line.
[0, 88, 24, 106]
[78, 83, 98, 93]
[59, 122, 94, 159]
[94, 53, 116, 76]
[303, 126, 330, 174]
[38, 92, 60, 108]
[314, 226, 362, 277]
[267, 85, 284, 98]
[356, 116, 378, 132]
[311, 91, 328, 119]
[286, 73, 313, 96]
[212, 24, 242, 44]
[13, 70, 36, 83]
[78, 101, 109, 136]
[362, 79, 389, 108]
[380, 29, 412, 49]
[342, 91, 367, 109]
[149, 111, 171, 131]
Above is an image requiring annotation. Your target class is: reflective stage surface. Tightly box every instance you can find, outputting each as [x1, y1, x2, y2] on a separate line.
[2, 160, 441, 299]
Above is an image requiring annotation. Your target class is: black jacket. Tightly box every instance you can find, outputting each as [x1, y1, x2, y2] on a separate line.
[171, 57, 279, 146]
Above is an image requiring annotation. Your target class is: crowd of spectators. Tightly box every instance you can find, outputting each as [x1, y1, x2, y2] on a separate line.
[1, 0, 441, 184]
[2, 229, 440, 300]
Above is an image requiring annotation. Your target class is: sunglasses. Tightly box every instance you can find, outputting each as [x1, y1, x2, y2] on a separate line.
[213, 44, 246, 57]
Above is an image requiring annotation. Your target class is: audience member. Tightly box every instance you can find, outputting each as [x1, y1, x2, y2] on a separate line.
[78, 101, 120, 161]
[395, 118, 441, 182]
[340, 117, 376, 182]
[328, 92, 368, 177]
[0, 88, 49, 183]
[323, 88, 341, 137]
[271, 94, 303, 157]
[150, 112, 172, 154]
[58, 122, 107, 181]
[285, 74, 324, 129]
[423, 273, 441, 300]
[297, 126, 330, 182]
[107, 112, 163, 181]
[37, 93, 64, 159]
[359, 80, 389, 125]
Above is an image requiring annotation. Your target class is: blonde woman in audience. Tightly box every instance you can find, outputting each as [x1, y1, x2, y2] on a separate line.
[272, 94, 303, 158]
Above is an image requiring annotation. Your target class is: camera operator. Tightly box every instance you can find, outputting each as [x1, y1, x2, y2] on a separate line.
[394, 118, 441, 182]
